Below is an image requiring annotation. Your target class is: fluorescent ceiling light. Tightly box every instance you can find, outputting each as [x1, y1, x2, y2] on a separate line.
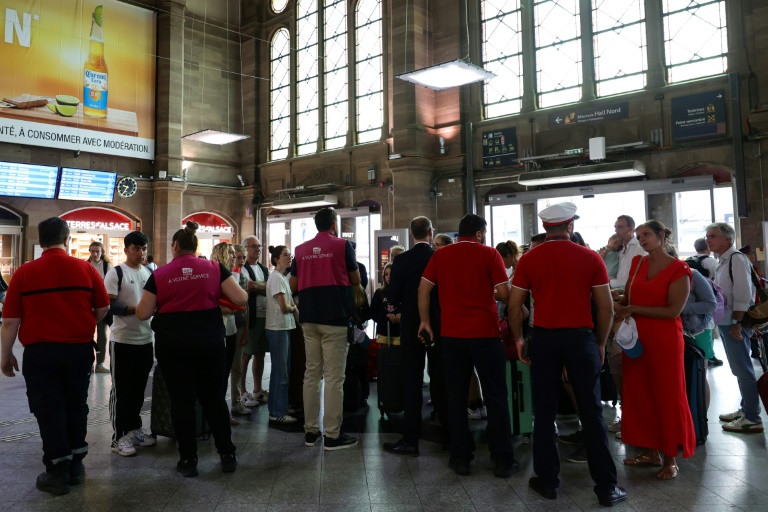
[272, 194, 338, 210]
[396, 60, 496, 90]
[518, 161, 646, 186]
[182, 129, 250, 145]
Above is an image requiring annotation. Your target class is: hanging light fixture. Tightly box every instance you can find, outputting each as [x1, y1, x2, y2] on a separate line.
[395, 0, 495, 90]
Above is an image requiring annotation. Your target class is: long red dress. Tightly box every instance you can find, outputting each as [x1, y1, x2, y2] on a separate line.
[622, 256, 696, 458]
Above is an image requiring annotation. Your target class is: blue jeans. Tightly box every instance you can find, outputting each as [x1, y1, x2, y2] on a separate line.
[266, 329, 291, 417]
[718, 324, 761, 423]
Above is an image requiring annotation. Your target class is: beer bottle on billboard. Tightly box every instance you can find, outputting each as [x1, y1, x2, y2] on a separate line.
[83, 5, 108, 118]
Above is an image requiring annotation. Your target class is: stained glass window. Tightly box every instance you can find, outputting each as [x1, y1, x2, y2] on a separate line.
[296, 0, 319, 155]
[355, 0, 383, 143]
[534, 0, 582, 108]
[592, 0, 646, 97]
[481, 0, 523, 118]
[663, 0, 728, 83]
[270, 29, 291, 161]
[324, 0, 348, 150]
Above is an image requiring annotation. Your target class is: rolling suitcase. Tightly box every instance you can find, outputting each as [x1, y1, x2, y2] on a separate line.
[507, 360, 533, 442]
[683, 338, 708, 445]
[376, 322, 406, 419]
[150, 364, 210, 440]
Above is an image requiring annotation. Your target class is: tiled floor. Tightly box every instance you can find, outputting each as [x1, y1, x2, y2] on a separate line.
[0, 337, 767, 511]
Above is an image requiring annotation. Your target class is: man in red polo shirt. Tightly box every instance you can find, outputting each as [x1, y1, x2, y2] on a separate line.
[0, 217, 110, 496]
[418, 214, 518, 478]
[508, 202, 626, 507]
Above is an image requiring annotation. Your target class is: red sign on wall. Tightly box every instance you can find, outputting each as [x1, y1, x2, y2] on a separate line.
[61, 207, 134, 231]
[182, 212, 232, 234]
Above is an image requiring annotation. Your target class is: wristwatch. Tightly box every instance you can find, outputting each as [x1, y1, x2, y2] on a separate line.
[731, 319, 741, 325]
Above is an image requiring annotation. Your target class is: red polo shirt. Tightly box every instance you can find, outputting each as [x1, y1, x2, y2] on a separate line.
[3, 248, 110, 346]
[512, 236, 609, 329]
[421, 237, 509, 338]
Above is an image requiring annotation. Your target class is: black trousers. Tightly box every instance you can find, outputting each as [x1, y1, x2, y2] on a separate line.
[110, 342, 154, 441]
[22, 343, 94, 466]
[529, 327, 617, 496]
[441, 337, 514, 463]
[155, 335, 235, 460]
[223, 333, 237, 398]
[402, 341, 449, 446]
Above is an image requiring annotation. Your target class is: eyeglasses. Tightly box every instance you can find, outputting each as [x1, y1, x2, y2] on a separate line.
[246, 244, 262, 249]
[614, 225, 629, 229]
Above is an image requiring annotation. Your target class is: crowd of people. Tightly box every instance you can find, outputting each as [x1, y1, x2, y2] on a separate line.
[0, 207, 764, 507]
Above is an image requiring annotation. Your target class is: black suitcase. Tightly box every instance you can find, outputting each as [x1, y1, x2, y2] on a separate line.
[150, 364, 210, 440]
[683, 339, 708, 445]
[288, 324, 306, 408]
[376, 322, 406, 419]
[343, 343, 368, 412]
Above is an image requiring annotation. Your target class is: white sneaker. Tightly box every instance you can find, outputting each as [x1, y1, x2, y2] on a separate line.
[242, 393, 259, 407]
[269, 415, 298, 423]
[130, 428, 156, 447]
[112, 434, 137, 457]
[719, 410, 744, 422]
[231, 402, 251, 416]
[254, 390, 269, 404]
[722, 417, 764, 433]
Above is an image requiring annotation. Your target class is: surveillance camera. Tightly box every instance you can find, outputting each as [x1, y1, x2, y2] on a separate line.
[74, 150, 81, 158]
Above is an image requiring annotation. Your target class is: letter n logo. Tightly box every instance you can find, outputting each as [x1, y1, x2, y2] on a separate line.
[5, 9, 31, 48]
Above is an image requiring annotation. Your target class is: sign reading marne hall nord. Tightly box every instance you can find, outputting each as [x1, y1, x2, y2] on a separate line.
[671, 90, 726, 142]
[548, 102, 629, 129]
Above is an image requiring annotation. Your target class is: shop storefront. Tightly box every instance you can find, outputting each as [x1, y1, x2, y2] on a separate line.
[0, 205, 23, 282]
[182, 212, 234, 258]
[61, 208, 139, 266]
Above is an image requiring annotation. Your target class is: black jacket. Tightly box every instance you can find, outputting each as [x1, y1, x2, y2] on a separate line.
[387, 242, 441, 346]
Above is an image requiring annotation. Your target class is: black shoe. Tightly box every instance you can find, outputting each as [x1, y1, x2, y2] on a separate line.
[69, 460, 85, 485]
[36, 470, 70, 496]
[176, 457, 198, 478]
[449, 457, 471, 476]
[493, 458, 520, 478]
[708, 357, 724, 367]
[558, 430, 585, 445]
[220, 453, 237, 473]
[566, 446, 589, 463]
[383, 439, 420, 457]
[323, 433, 358, 451]
[305, 431, 321, 447]
[529, 476, 557, 500]
[598, 486, 628, 507]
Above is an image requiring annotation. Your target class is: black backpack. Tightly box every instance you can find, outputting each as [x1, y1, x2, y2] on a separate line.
[685, 254, 711, 279]
[103, 266, 124, 327]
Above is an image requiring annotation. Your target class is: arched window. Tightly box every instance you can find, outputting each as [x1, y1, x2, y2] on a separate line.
[481, 0, 523, 119]
[324, 0, 349, 150]
[270, 28, 291, 161]
[272, 0, 289, 13]
[534, 0, 582, 108]
[663, 0, 727, 83]
[355, 0, 383, 143]
[297, 0, 319, 155]
[593, 0, 647, 97]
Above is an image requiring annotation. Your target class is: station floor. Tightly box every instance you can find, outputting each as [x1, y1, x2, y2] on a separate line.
[0, 338, 766, 512]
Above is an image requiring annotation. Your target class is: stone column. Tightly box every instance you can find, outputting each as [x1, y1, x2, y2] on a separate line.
[155, 0, 186, 178]
[388, 158, 434, 229]
[152, 180, 187, 264]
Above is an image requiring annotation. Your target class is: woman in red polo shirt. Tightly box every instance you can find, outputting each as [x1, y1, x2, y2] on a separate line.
[614, 220, 695, 480]
[137, 222, 247, 477]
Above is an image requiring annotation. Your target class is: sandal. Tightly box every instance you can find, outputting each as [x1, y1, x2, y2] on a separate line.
[656, 464, 679, 480]
[623, 454, 663, 467]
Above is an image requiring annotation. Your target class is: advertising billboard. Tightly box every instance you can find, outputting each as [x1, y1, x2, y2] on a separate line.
[0, 1, 156, 159]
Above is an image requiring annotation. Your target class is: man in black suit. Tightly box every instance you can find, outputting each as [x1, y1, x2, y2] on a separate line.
[383, 216, 448, 456]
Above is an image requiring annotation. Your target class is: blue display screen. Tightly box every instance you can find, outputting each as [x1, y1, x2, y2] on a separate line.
[58, 168, 117, 203]
[0, 162, 59, 199]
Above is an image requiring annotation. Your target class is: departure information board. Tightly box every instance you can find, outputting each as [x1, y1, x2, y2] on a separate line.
[58, 168, 117, 203]
[0, 161, 59, 199]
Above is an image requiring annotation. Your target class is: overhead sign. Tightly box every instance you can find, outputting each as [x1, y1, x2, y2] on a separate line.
[183, 213, 233, 234]
[548, 101, 629, 129]
[482, 128, 517, 169]
[0, 0, 156, 159]
[61, 207, 134, 231]
[671, 90, 726, 142]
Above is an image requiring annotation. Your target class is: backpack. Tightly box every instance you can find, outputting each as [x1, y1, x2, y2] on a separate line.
[685, 255, 711, 279]
[728, 252, 768, 329]
[709, 279, 727, 325]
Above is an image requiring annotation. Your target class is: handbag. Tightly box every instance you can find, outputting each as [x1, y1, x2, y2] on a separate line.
[615, 257, 644, 358]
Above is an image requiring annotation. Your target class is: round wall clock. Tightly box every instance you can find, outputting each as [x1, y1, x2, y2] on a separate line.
[116, 176, 138, 198]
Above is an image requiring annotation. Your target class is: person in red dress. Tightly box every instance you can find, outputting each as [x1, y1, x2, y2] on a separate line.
[614, 220, 696, 480]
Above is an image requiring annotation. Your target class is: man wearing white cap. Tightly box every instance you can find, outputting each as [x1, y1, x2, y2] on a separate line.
[507, 202, 627, 507]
